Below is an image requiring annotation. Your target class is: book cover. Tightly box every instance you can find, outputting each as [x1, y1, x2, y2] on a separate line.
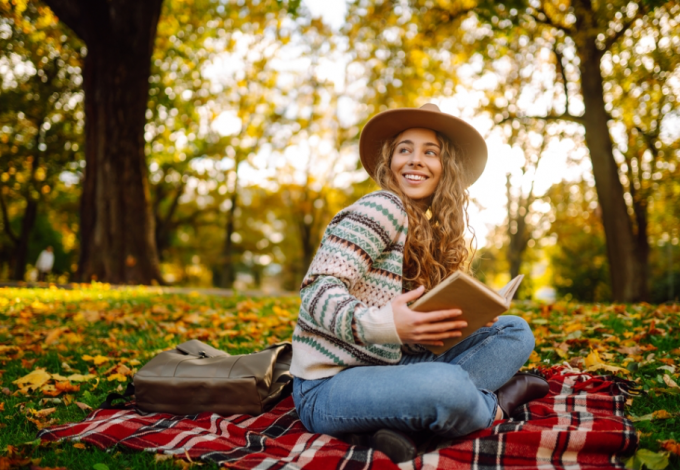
[409, 272, 524, 355]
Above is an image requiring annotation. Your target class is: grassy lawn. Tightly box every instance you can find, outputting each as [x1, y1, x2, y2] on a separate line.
[0, 285, 678, 469]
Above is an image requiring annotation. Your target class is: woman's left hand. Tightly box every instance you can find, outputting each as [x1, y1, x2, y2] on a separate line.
[484, 317, 499, 327]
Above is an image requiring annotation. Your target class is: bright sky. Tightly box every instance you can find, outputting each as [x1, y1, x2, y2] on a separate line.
[306, 0, 594, 245]
[206, 0, 594, 247]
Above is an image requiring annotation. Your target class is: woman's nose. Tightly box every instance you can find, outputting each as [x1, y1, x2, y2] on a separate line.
[407, 150, 424, 166]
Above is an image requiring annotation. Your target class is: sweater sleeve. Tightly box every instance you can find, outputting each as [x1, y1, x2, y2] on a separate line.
[298, 192, 407, 346]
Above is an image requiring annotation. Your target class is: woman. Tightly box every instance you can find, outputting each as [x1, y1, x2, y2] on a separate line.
[289, 104, 548, 462]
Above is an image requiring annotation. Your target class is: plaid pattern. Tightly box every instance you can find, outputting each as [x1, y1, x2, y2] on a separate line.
[38, 367, 637, 469]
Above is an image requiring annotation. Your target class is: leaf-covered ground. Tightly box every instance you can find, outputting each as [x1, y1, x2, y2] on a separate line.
[0, 286, 678, 469]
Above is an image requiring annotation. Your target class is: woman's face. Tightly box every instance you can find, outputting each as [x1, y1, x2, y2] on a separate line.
[390, 128, 443, 204]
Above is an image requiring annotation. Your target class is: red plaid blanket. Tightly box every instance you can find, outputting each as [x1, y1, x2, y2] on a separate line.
[38, 367, 637, 469]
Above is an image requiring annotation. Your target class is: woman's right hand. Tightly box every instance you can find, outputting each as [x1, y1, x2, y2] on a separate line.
[392, 286, 468, 346]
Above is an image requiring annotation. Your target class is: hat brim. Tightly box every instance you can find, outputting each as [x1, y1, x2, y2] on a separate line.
[359, 108, 488, 187]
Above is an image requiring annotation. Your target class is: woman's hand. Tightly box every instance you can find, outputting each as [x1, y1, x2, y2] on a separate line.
[485, 317, 499, 327]
[392, 286, 468, 346]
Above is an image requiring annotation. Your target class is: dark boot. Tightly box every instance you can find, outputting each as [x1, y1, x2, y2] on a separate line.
[342, 432, 370, 447]
[496, 372, 550, 418]
[342, 429, 417, 463]
[496, 371, 550, 418]
[370, 429, 417, 463]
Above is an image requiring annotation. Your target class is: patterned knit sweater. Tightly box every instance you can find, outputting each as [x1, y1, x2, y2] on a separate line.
[291, 190, 424, 380]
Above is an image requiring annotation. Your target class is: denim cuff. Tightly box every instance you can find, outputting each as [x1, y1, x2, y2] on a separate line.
[480, 389, 500, 427]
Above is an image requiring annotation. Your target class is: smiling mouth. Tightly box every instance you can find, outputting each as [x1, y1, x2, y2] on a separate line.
[403, 174, 428, 181]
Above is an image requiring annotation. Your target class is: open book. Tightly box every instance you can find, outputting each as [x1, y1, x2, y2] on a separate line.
[409, 272, 524, 355]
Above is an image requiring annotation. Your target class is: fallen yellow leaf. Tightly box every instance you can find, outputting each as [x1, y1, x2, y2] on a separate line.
[661, 439, 680, 456]
[13, 368, 51, 393]
[75, 402, 92, 412]
[43, 327, 68, 346]
[81, 310, 101, 322]
[663, 374, 679, 389]
[115, 364, 132, 376]
[41, 384, 61, 397]
[630, 410, 676, 422]
[181, 313, 202, 324]
[528, 350, 541, 363]
[65, 374, 97, 382]
[73, 443, 86, 449]
[30, 407, 56, 418]
[93, 355, 110, 366]
[653, 409, 674, 419]
[564, 323, 584, 333]
[107, 373, 128, 382]
[55, 381, 80, 393]
[584, 350, 603, 367]
[554, 348, 568, 359]
[586, 363, 631, 375]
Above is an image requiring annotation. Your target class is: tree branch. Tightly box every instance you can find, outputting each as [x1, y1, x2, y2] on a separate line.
[500, 112, 585, 125]
[161, 181, 186, 229]
[635, 125, 660, 164]
[530, 5, 575, 34]
[604, 10, 644, 51]
[552, 42, 570, 114]
[0, 187, 19, 245]
[169, 207, 220, 230]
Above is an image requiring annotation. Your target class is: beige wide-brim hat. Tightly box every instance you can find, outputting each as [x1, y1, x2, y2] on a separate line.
[359, 103, 488, 187]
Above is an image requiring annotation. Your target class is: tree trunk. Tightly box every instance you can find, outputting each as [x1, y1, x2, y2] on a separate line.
[505, 174, 528, 280]
[573, 4, 641, 301]
[507, 234, 524, 279]
[11, 198, 38, 281]
[221, 180, 239, 289]
[300, 217, 315, 282]
[633, 200, 650, 301]
[44, 0, 163, 284]
[154, 182, 185, 261]
[11, 119, 44, 281]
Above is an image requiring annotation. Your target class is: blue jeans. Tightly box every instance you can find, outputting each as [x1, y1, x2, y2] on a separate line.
[292, 315, 535, 438]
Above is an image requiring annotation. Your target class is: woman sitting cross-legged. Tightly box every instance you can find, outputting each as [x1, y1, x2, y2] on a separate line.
[289, 104, 549, 463]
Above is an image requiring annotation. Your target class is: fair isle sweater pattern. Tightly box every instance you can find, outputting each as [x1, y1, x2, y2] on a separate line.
[290, 190, 412, 380]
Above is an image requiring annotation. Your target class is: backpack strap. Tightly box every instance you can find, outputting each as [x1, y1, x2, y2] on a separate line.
[99, 382, 135, 409]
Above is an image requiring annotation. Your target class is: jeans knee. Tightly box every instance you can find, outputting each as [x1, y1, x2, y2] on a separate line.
[505, 315, 536, 359]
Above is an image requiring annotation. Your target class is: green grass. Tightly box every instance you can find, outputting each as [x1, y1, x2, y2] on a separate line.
[0, 285, 299, 469]
[1, 286, 679, 469]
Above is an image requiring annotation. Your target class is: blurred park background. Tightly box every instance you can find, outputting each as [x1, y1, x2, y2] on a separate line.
[0, 0, 678, 304]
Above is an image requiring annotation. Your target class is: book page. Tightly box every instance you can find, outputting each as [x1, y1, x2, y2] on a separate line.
[497, 275, 524, 306]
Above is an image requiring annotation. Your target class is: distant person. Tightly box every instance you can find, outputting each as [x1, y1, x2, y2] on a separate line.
[36, 246, 54, 282]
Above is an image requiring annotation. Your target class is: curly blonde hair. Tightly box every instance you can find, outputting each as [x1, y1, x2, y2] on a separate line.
[374, 131, 475, 291]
